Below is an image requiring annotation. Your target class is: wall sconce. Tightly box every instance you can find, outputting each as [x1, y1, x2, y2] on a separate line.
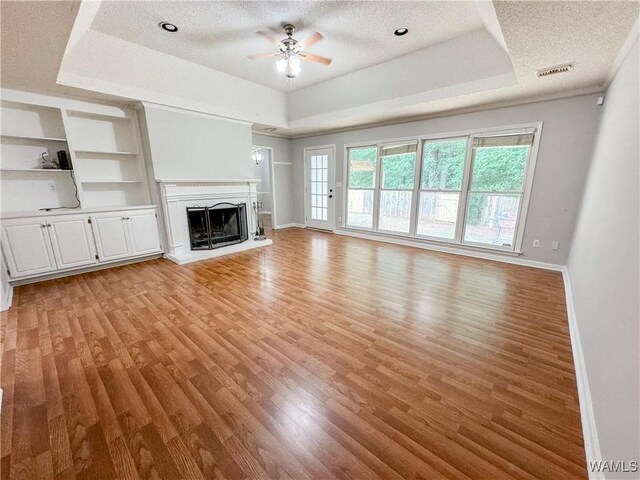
[252, 147, 264, 165]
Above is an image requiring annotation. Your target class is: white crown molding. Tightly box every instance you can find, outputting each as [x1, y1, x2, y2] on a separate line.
[141, 101, 254, 126]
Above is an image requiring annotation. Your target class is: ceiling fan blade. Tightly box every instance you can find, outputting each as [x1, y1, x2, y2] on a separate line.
[299, 52, 332, 65]
[248, 52, 279, 60]
[300, 31, 324, 49]
[255, 31, 280, 46]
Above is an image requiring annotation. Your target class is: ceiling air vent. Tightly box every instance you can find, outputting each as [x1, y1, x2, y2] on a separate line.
[535, 63, 573, 78]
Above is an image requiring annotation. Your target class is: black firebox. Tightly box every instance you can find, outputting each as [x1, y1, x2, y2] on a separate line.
[186, 203, 248, 250]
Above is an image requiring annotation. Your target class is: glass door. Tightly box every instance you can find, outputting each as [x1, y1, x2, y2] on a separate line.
[305, 146, 335, 230]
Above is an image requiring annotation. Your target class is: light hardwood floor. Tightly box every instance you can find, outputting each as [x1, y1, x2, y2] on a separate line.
[0, 227, 586, 479]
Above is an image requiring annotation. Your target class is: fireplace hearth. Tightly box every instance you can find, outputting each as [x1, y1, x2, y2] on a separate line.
[187, 203, 248, 250]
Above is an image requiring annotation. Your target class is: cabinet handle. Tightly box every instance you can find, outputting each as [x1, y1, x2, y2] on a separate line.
[47, 224, 52, 227]
[40, 224, 46, 228]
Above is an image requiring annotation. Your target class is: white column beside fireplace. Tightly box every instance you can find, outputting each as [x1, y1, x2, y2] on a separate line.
[157, 179, 272, 265]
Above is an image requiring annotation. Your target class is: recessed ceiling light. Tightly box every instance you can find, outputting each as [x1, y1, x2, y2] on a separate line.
[394, 27, 409, 36]
[159, 22, 178, 33]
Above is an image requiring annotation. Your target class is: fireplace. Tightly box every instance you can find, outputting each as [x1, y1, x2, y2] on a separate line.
[187, 203, 248, 250]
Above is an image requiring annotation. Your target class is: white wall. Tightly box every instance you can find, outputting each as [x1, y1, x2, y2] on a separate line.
[291, 93, 602, 265]
[567, 39, 639, 477]
[252, 134, 297, 227]
[141, 104, 253, 181]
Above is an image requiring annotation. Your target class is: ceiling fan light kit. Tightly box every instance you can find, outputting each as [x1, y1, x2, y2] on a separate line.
[249, 23, 333, 81]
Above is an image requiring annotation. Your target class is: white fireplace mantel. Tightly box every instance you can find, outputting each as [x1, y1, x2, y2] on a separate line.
[156, 179, 271, 265]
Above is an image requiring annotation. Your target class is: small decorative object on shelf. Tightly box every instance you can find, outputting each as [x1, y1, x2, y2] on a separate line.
[252, 201, 267, 240]
[40, 152, 59, 169]
[57, 150, 72, 170]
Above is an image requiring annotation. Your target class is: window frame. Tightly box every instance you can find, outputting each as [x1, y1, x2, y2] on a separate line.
[415, 135, 471, 244]
[341, 122, 542, 255]
[376, 141, 419, 236]
[345, 143, 379, 231]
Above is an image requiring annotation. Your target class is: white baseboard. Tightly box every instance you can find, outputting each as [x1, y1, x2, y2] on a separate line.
[562, 268, 603, 480]
[273, 223, 306, 230]
[1, 284, 13, 312]
[333, 228, 564, 271]
[9, 254, 163, 286]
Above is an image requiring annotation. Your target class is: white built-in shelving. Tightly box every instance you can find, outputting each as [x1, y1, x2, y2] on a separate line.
[1, 93, 152, 214]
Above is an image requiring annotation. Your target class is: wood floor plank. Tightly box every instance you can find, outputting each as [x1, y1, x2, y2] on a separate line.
[0, 228, 587, 479]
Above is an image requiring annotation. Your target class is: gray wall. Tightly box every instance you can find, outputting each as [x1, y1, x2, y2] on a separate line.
[252, 148, 272, 213]
[142, 104, 253, 180]
[291, 93, 603, 265]
[567, 40, 639, 476]
[252, 134, 297, 227]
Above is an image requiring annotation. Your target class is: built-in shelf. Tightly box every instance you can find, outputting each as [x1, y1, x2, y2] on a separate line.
[81, 180, 142, 184]
[1, 168, 72, 173]
[74, 149, 138, 156]
[1, 95, 151, 213]
[1, 134, 67, 142]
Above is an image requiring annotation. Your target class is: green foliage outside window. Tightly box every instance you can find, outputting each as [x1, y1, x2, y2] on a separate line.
[471, 146, 528, 191]
[422, 140, 466, 190]
[381, 154, 415, 189]
[348, 147, 377, 188]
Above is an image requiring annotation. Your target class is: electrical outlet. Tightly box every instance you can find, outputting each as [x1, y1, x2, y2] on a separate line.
[49, 182, 56, 192]
[532, 239, 540, 248]
[336, 181, 343, 187]
[337, 216, 342, 223]
[551, 241, 560, 250]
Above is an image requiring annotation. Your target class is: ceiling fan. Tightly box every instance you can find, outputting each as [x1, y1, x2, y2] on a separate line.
[248, 24, 333, 79]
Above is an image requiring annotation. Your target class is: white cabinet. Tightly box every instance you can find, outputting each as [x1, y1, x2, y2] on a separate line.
[91, 212, 132, 261]
[127, 209, 162, 255]
[48, 214, 97, 269]
[2, 214, 97, 278]
[1, 207, 161, 281]
[1, 218, 57, 278]
[91, 208, 161, 262]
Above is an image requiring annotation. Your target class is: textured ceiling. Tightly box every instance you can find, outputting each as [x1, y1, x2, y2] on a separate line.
[494, 0, 639, 93]
[89, 1, 485, 91]
[2, 1, 638, 137]
[0, 1, 132, 104]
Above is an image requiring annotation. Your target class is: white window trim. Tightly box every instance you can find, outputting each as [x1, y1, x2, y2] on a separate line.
[341, 122, 543, 255]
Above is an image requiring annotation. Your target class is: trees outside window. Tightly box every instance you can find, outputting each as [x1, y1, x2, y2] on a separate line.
[344, 127, 537, 252]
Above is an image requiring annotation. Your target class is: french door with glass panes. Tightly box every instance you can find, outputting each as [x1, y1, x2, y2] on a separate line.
[305, 146, 335, 230]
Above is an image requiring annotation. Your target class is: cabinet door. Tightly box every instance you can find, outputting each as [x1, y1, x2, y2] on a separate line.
[47, 215, 98, 269]
[90, 213, 131, 261]
[1, 217, 56, 278]
[126, 209, 162, 256]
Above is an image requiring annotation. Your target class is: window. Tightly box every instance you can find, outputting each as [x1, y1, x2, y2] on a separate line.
[378, 142, 417, 234]
[346, 146, 377, 228]
[417, 138, 466, 240]
[463, 133, 533, 248]
[343, 125, 539, 253]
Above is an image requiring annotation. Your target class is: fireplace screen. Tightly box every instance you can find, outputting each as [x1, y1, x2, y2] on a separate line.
[187, 203, 248, 250]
